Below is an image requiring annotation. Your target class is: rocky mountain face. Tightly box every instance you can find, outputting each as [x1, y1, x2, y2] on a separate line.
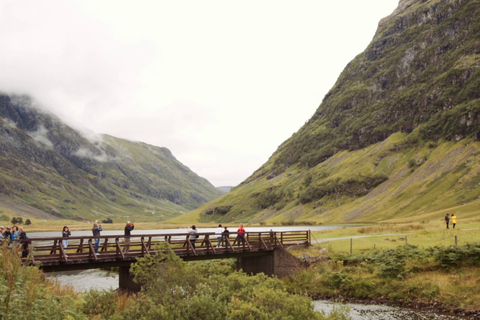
[0, 95, 224, 221]
[184, 0, 480, 224]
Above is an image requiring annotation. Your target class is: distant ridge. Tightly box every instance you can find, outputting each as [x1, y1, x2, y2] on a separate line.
[0, 94, 224, 221]
[217, 186, 233, 193]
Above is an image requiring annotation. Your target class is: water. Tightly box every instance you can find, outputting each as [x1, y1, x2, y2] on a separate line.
[313, 300, 470, 320]
[48, 269, 119, 292]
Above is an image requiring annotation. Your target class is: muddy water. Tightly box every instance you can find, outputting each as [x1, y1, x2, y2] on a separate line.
[47, 269, 119, 292]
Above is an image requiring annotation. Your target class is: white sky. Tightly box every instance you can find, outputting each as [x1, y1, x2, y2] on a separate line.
[0, 0, 399, 187]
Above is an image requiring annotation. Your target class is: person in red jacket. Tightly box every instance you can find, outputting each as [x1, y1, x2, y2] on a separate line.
[237, 224, 246, 246]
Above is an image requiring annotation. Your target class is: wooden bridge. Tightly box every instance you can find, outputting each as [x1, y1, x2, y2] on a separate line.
[23, 230, 311, 291]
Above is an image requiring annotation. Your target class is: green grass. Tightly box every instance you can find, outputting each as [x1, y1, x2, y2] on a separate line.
[306, 219, 480, 255]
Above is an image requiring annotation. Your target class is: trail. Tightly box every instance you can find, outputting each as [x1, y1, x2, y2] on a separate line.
[311, 233, 409, 245]
[310, 228, 480, 245]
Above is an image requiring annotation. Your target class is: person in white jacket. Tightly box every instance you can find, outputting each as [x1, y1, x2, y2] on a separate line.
[215, 224, 223, 247]
[188, 225, 198, 249]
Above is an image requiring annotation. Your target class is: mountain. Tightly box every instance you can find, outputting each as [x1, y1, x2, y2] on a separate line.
[174, 0, 480, 225]
[0, 95, 224, 221]
[217, 186, 233, 193]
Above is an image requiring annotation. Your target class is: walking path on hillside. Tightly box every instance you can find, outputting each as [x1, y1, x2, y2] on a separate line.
[310, 233, 409, 245]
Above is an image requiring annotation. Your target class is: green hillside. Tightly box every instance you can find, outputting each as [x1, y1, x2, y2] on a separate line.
[0, 95, 224, 221]
[171, 0, 480, 224]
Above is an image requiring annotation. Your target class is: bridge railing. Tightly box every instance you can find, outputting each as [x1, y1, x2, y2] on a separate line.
[17, 230, 310, 265]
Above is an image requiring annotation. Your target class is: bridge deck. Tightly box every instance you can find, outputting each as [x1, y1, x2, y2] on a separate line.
[21, 230, 310, 271]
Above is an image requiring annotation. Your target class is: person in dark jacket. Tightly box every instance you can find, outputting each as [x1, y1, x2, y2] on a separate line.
[222, 226, 231, 248]
[124, 221, 134, 253]
[3, 227, 11, 244]
[62, 226, 71, 249]
[19, 227, 29, 258]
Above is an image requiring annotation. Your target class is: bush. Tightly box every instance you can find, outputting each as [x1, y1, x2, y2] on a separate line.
[122, 243, 343, 320]
[430, 243, 480, 269]
[0, 244, 84, 319]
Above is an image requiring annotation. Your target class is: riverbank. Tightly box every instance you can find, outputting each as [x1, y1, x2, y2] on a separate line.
[286, 221, 480, 318]
[311, 294, 480, 319]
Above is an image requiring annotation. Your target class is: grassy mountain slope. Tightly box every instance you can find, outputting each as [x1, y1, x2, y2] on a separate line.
[171, 0, 480, 225]
[0, 95, 224, 221]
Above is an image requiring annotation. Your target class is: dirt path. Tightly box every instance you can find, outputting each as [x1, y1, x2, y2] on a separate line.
[310, 233, 409, 244]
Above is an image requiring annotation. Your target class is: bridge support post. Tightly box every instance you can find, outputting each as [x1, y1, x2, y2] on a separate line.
[119, 265, 142, 292]
[237, 248, 304, 278]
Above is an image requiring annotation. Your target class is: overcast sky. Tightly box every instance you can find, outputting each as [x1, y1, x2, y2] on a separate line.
[0, 0, 399, 187]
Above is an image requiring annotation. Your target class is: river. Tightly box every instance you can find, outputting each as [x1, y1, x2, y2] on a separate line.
[34, 226, 470, 319]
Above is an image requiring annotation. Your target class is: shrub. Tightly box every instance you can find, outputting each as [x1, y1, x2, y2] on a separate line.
[0, 244, 84, 319]
[122, 243, 343, 320]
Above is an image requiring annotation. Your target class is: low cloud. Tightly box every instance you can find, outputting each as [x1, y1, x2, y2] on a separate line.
[27, 125, 54, 149]
[74, 147, 110, 163]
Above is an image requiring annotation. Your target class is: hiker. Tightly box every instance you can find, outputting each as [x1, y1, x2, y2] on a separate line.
[3, 227, 11, 244]
[451, 214, 457, 229]
[188, 225, 198, 249]
[236, 224, 246, 246]
[62, 226, 71, 249]
[19, 227, 29, 258]
[10, 226, 20, 245]
[215, 224, 223, 247]
[222, 226, 231, 248]
[124, 221, 134, 253]
[445, 213, 450, 230]
[92, 222, 103, 254]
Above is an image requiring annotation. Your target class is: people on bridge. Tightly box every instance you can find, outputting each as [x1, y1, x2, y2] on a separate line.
[62, 226, 71, 250]
[10, 226, 20, 245]
[215, 224, 223, 247]
[222, 226, 231, 248]
[188, 225, 198, 249]
[237, 224, 245, 246]
[92, 222, 103, 254]
[19, 227, 28, 258]
[124, 221, 134, 253]
[3, 227, 11, 244]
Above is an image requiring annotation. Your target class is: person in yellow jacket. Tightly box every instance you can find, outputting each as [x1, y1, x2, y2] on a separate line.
[451, 214, 457, 229]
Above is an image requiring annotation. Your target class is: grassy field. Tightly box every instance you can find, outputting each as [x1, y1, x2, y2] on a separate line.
[286, 219, 480, 313]
[309, 218, 480, 255]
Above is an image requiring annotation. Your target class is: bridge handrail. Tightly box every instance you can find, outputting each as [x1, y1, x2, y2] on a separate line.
[19, 230, 310, 242]
[15, 230, 310, 268]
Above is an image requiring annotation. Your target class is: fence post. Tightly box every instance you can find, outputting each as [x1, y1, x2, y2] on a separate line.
[350, 238, 353, 255]
[405, 236, 408, 245]
[455, 235, 458, 246]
